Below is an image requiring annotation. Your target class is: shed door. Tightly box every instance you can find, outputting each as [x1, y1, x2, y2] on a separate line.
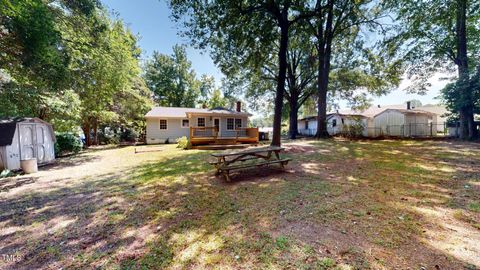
[19, 124, 36, 160]
[36, 125, 46, 163]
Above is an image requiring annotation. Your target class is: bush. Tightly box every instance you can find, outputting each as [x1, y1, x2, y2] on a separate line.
[55, 133, 83, 156]
[341, 120, 365, 138]
[98, 128, 119, 145]
[176, 136, 191, 150]
[120, 128, 138, 142]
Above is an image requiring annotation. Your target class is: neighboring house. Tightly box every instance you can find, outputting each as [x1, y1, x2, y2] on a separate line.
[298, 114, 369, 136]
[145, 102, 259, 145]
[373, 108, 436, 137]
[297, 116, 317, 136]
[327, 113, 370, 137]
[414, 104, 449, 132]
[0, 118, 56, 171]
[298, 102, 443, 137]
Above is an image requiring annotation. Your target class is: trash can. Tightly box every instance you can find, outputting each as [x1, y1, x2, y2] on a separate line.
[259, 132, 265, 141]
[21, 158, 38, 174]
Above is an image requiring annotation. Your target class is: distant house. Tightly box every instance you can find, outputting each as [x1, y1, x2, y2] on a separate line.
[0, 118, 56, 171]
[298, 113, 369, 136]
[298, 102, 444, 137]
[145, 102, 259, 146]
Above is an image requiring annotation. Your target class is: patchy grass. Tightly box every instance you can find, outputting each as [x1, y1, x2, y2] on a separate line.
[0, 139, 479, 269]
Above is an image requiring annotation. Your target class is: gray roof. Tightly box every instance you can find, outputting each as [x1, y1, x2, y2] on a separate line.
[0, 117, 56, 146]
[145, 106, 251, 118]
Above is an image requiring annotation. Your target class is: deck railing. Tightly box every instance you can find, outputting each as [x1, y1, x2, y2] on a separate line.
[190, 127, 259, 140]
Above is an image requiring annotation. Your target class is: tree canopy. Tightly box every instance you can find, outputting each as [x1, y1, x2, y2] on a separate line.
[0, 0, 153, 146]
[144, 45, 201, 107]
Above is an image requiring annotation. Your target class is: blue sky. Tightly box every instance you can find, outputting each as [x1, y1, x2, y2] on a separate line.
[103, 0, 447, 109]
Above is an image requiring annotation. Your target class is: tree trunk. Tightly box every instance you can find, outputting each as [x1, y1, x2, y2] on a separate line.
[315, 0, 334, 139]
[289, 97, 299, 139]
[82, 123, 91, 147]
[271, 18, 289, 147]
[316, 65, 329, 137]
[456, 0, 475, 139]
[93, 119, 98, 145]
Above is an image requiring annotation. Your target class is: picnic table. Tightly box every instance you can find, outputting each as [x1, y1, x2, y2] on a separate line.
[210, 146, 291, 181]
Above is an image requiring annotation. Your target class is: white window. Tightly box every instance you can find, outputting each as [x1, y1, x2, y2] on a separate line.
[197, 117, 205, 127]
[235, 118, 242, 129]
[159, 119, 168, 130]
[181, 119, 189, 128]
[227, 118, 234, 130]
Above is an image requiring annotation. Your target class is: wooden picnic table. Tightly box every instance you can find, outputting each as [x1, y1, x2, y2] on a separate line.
[210, 146, 291, 181]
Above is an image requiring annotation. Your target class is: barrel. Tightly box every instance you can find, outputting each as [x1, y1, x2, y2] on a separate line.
[20, 158, 38, 174]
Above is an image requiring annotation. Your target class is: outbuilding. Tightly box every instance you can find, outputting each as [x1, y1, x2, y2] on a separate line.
[0, 118, 56, 171]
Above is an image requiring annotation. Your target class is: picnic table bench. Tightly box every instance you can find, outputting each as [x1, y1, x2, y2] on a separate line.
[210, 146, 291, 181]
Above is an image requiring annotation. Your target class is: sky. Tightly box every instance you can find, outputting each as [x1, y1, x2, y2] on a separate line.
[102, 0, 448, 110]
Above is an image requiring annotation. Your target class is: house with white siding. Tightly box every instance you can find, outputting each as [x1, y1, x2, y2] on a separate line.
[145, 102, 259, 146]
[298, 102, 442, 137]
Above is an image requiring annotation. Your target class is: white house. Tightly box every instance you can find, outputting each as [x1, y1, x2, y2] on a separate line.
[298, 114, 369, 136]
[145, 102, 259, 145]
[0, 118, 56, 171]
[298, 102, 441, 137]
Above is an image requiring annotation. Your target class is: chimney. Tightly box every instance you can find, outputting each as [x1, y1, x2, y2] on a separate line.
[407, 101, 411, 110]
[236, 101, 241, 112]
[202, 103, 207, 109]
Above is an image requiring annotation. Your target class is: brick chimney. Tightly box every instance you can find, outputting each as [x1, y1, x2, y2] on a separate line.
[407, 101, 411, 110]
[236, 101, 241, 112]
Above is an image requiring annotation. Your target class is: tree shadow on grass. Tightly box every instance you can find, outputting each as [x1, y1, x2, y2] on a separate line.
[0, 176, 38, 192]
[1, 142, 478, 269]
[289, 139, 480, 268]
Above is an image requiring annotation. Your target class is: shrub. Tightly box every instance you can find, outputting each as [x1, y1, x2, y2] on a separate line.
[98, 128, 119, 145]
[176, 136, 190, 149]
[341, 119, 365, 138]
[54, 133, 83, 156]
[120, 128, 138, 142]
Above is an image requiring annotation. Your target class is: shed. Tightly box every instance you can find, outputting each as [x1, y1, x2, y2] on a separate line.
[0, 118, 56, 171]
[373, 109, 436, 137]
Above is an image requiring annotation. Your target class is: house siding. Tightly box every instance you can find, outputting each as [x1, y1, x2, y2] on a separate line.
[146, 117, 189, 144]
[374, 110, 405, 136]
[146, 115, 250, 144]
[298, 119, 317, 136]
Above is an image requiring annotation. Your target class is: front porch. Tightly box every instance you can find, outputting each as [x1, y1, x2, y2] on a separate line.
[189, 126, 259, 147]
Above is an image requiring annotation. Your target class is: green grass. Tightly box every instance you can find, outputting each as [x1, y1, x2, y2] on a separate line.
[468, 201, 480, 212]
[2, 140, 479, 269]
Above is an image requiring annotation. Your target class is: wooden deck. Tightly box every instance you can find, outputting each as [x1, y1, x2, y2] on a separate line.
[190, 127, 259, 147]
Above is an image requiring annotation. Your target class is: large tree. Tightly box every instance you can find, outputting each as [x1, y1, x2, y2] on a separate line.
[48, 4, 143, 144]
[169, 0, 313, 146]
[144, 45, 200, 107]
[385, 0, 480, 139]
[237, 30, 317, 140]
[0, 0, 99, 117]
[308, 0, 400, 138]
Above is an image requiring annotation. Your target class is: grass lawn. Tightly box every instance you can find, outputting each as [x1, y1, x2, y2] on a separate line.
[0, 139, 479, 269]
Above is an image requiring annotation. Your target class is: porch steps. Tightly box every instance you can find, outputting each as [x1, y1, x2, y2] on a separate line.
[193, 144, 250, 150]
[212, 139, 238, 145]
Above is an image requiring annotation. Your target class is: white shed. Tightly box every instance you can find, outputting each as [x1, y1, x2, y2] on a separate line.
[373, 109, 437, 137]
[0, 118, 56, 171]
